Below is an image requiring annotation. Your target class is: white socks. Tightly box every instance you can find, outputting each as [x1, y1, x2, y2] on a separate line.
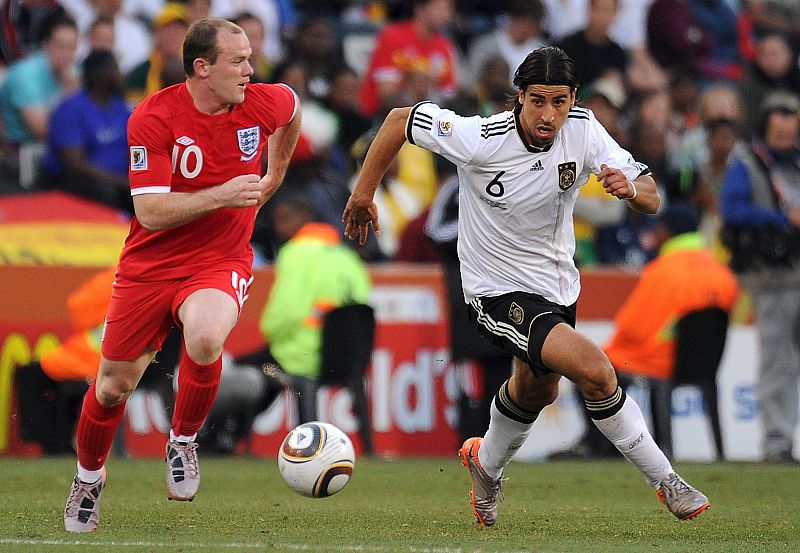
[591, 394, 674, 487]
[77, 463, 104, 483]
[170, 430, 197, 443]
[478, 398, 536, 479]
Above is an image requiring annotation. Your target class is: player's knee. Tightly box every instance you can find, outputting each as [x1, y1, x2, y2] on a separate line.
[95, 379, 134, 407]
[578, 364, 618, 401]
[184, 332, 224, 366]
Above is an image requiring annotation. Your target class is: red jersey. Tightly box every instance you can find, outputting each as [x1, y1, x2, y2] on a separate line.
[120, 82, 297, 281]
[358, 21, 458, 118]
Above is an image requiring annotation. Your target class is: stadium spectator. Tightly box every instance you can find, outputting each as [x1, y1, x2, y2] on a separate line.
[688, 0, 743, 81]
[184, 0, 211, 23]
[572, 77, 629, 267]
[232, 11, 273, 83]
[14, 267, 181, 456]
[737, 31, 800, 139]
[466, 0, 547, 88]
[127, 2, 190, 104]
[257, 192, 371, 421]
[646, 0, 711, 74]
[59, 0, 152, 73]
[720, 91, 800, 464]
[210, 190, 372, 454]
[470, 55, 517, 117]
[358, 0, 459, 119]
[344, 46, 711, 526]
[556, 0, 628, 91]
[86, 15, 114, 52]
[671, 82, 743, 175]
[542, 0, 587, 42]
[604, 202, 739, 458]
[40, 49, 132, 212]
[348, 135, 429, 259]
[15, 267, 116, 456]
[0, 15, 78, 188]
[740, 0, 800, 51]
[209, 0, 288, 64]
[290, 17, 344, 102]
[63, 17, 302, 532]
[0, 0, 67, 65]
[323, 66, 372, 164]
[0, 15, 78, 147]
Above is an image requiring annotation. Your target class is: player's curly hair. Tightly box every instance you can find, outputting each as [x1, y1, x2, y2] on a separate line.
[513, 47, 579, 92]
[183, 18, 244, 76]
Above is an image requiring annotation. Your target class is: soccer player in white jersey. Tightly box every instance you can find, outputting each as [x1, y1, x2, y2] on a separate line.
[343, 47, 710, 526]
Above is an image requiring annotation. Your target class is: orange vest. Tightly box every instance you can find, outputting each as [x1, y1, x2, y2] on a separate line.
[39, 268, 115, 381]
[604, 234, 739, 380]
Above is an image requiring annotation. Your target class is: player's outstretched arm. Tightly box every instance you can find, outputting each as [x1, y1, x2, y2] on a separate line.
[258, 109, 303, 209]
[133, 173, 263, 232]
[343, 106, 410, 245]
[598, 164, 660, 214]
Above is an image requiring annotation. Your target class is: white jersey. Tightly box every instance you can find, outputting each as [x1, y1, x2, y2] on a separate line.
[406, 101, 648, 306]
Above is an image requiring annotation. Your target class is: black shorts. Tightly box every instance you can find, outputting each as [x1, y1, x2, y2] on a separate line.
[467, 292, 576, 376]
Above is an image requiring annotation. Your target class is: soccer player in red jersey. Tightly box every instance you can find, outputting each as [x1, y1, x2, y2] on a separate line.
[64, 18, 301, 532]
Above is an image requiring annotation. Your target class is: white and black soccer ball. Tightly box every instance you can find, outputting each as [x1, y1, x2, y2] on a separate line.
[277, 421, 355, 498]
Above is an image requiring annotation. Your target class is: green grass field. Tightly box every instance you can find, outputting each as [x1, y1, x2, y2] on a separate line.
[0, 456, 797, 552]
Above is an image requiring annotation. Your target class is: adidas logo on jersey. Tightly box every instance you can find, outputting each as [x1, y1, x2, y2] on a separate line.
[530, 160, 544, 171]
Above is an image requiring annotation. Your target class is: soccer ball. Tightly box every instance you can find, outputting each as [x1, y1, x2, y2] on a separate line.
[277, 421, 356, 498]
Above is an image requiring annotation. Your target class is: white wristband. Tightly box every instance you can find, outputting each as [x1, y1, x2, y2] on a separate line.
[621, 181, 637, 201]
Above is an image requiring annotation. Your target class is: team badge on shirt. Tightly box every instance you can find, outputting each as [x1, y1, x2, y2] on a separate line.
[438, 120, 452, 136]
[237, 126, 260, 161]
[558, 162, 577, 190]
[130, 146, 147, 171]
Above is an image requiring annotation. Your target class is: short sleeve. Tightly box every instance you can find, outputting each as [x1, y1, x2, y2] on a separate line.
[269, 83, 299, 128]
[245, 83, 298, 135]
[585, 114, 649, 181]
[127, 108, 173, 195]
[404, 101, 480, 166]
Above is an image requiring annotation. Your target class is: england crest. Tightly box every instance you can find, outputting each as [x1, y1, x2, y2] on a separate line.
[237, 126, 260, 161]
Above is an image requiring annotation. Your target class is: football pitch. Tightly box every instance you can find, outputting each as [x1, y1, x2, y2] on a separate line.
[1, 456, 797, 553]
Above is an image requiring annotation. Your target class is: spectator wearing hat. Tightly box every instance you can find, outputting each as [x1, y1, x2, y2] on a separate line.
[126, 2, 189, 104]
[720, 90, 800, 463]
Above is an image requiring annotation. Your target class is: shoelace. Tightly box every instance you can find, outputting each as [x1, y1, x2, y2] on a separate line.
[474, 475, 506, 509]
[664, 474, 691, 498]
[175, 441, 199, 478]
[65, 479, 97, 515]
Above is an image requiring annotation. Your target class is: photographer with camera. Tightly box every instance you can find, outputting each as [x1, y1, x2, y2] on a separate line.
[720, 90, 800, 464]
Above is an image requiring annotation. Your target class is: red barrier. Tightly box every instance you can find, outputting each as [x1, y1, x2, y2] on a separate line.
[0, 264, 638, 457]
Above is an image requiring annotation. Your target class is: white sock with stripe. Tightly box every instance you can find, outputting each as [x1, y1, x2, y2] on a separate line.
[478, 381, 540, 480]
[587, 388, 673, 487]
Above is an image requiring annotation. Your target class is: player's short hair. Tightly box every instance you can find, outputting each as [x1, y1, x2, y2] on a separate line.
[183, 18, 244, 76]
[513, 47, 579, 92]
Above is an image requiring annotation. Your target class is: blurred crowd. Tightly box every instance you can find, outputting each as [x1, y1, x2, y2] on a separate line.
[1, 0, 799, 269]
